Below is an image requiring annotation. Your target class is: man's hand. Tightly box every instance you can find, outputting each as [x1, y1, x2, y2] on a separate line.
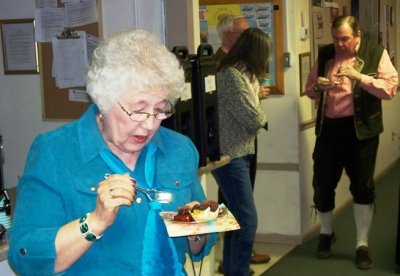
[315, 77, 337, 91]
[335, 65, 362, 81]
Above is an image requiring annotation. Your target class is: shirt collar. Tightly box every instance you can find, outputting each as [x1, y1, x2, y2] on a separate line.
[148, 127, 168, 156]
[78, 104, 108, 164]
[354, 38, 361, 54]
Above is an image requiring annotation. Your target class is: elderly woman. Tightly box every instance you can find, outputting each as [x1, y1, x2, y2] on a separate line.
[8, 29, 217, 275]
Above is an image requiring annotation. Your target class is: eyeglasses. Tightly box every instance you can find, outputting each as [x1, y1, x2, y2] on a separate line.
[118, 101, 175, 122]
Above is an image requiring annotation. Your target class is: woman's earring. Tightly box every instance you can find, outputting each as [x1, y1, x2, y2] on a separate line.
[99, 114, 104, 121]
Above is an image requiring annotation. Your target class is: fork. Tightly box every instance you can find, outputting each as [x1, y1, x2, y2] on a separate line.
[104, 174, 173, 203]
[133, 185, 173, 203]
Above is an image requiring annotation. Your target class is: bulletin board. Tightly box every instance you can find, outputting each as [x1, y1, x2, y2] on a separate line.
[199, 0, 284, 94]
[39, 3, 99, 120]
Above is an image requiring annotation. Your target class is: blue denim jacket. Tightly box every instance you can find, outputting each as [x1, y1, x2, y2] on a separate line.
[8, 104, 217, 275]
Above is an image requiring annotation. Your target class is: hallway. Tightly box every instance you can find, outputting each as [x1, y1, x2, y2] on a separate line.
[261, 162, 400, 275]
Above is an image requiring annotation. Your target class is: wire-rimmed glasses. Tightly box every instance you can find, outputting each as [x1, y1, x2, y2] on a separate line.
[118, 101, 175, 122]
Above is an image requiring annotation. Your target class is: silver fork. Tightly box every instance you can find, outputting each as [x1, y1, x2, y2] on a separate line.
[133, 185, 173, 203]
[104, 174, 173, 203]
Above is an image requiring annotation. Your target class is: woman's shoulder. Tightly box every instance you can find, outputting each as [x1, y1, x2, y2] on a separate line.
[218, 66, 247, 84]
[156, 127, 199, 166]
[31, 120, 78, 146]
[219, 66, 242, 76]
[36, 106, 97, 146]
[157, 127, 194, 148]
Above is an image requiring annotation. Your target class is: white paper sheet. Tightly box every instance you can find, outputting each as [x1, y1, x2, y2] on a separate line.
[51, 30, 88, 89]
[34, 7, 65, 42]
[69, 88, 91, 103]
[64, 0, 98, 28]
[86, 33, 100, 64]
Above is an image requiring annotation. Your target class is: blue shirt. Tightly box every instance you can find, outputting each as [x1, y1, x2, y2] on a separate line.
[8, 104, 217, 275]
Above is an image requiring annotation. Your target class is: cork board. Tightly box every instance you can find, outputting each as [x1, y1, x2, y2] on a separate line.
[39, 3, 99, 120]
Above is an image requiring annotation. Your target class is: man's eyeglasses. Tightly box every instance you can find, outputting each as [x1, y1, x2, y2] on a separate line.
[118, 101, 175, 122]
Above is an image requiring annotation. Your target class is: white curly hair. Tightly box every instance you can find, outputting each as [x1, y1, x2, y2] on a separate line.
[216, 14, 245, 39]
[86, 29, 185, 113]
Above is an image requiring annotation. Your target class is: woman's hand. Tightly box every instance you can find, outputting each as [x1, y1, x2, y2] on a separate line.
[258, 86, 270, 100]
[55, 173, 134, 272]
[92, 173, 135, 232]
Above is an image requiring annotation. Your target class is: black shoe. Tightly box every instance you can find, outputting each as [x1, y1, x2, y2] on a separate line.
[355, 246, 372, 270]
[217, 261, 223, 274]
[316, 232, 336, 259]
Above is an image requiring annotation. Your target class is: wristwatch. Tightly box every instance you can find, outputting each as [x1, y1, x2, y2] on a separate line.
[187, 235, 204, 243]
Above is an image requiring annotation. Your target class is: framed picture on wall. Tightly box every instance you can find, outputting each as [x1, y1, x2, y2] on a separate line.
[342, 5, 348, 16]
[299, 52, 311, 96]
[0, 19, 38, 74]
[312, 9, 323, 39]
[330, 7, 339, 22]
[312, 0, 322, 6]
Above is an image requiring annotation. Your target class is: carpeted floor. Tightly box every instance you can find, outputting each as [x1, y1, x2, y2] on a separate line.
[262, 162, 400, 276]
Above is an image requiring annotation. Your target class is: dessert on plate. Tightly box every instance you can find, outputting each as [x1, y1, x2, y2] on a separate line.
[173, 200, 220, 222]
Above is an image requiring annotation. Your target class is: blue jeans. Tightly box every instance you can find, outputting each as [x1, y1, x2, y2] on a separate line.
[212, 155, 257, 276]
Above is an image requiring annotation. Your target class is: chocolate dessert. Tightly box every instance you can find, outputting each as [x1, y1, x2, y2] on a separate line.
[173, 200, 219, 222]
[173, 206, 194, 222]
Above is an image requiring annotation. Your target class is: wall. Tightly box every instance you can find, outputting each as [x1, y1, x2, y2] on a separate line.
[100, 0, 164, 39]
[99, 0, 135, 37]
[0, 0, 64, 190]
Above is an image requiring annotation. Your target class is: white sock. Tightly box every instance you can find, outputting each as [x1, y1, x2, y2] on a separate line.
[353, 203, 373, 249]
[318, 211, 333, 235]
